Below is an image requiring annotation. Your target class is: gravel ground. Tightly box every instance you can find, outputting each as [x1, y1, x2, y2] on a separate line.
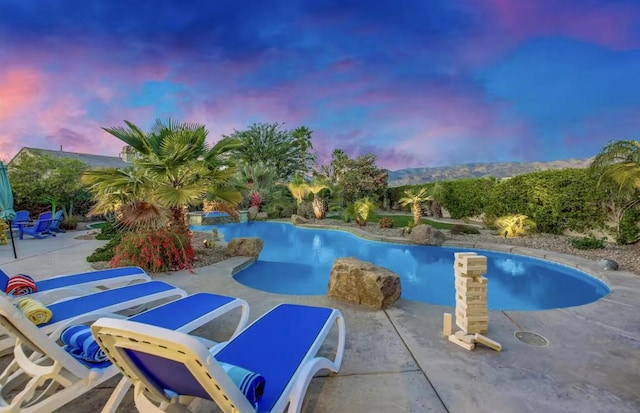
[318, 218, 640, 275]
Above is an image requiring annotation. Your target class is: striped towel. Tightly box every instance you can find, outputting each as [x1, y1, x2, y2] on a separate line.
[16, 298, 52, 325]
[60, 325, 109, 363]
[219, 362, 265, 407]
[6, 274, 38, 295]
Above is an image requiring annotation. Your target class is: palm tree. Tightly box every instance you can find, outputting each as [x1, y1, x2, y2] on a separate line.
[285, 175, 309, 205]
[398, 187, 431, 225]
[306, 176, 330, 219]
[353, 197, 377, 227]
[83, 119, 243, 231]
[590, 139, 640, 241]
[590, 140, 640, 193]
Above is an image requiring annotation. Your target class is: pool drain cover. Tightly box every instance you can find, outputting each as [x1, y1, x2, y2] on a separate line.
[514, 331, 549, 347]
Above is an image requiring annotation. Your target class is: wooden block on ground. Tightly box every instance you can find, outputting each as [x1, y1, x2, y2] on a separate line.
[454, 330, 476, 344]
[448, 334, 475, 350]
[442, 313, 452, 337]
[475, 334, 502, 352]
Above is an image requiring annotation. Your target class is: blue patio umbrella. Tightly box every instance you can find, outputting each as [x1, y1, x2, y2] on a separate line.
[0, 161, 17, 258]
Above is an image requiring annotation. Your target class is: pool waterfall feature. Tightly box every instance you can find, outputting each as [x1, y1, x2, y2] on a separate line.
[187, 211, 234, 226]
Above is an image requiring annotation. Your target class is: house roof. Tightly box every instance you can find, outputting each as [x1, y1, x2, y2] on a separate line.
[9, 147, 130, 169]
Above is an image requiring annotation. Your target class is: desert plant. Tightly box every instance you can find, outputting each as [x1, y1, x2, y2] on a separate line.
[342, 204, 356, 223]
[397, 187, 430, 225]
[249, 191, 262, 210]
[353, 197, 377, 226]
[379, 217, 394, 228]
[306, 176, 330, 219]
[404, 220, 417, 234]
[60, 216, 78, 230]
[494, 214, 537, 238]
[449, 224, 481, 235]
[570, 236, 605, 250]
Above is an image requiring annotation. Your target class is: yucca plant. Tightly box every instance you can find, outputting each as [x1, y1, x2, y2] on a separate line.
[353, 197, 377, 227]
[495, 214, 537, 238]
[398, 187, 430, 225]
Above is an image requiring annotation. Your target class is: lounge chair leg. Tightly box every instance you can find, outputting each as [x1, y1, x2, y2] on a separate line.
[101, 377, 132, 413]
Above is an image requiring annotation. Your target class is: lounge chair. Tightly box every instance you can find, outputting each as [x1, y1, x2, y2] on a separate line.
[10, 210, 29, 230]
[92, 303, 346, 413]
[0, 280, 186, 353]
[18, 211, 53, 240]
[0, 266, 151, 301]
[48, 209, 66, 233]
[0, 292, 249, 413]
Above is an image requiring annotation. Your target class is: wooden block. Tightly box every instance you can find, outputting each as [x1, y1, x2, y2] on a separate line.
[457, 322, 488, 334]
[455, 309, 488, 321]
[454, 330, 476, 344]
[454, 252, 477, 260]
[455, 277, 488, 288]
[475, 334, 502, 352]
[448, 334, 475, 350]
[454, 256, 488, 273]
[456, 301, 488, 311]
[453, 269, 484, 279]
[442, 313, 452, 337]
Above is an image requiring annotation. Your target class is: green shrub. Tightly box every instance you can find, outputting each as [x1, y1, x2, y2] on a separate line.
[484, 169, 606, 234]
[404, 220, 417, 234]
[438, 178, 496, 219]
[342, 205, 356, 223]
[86, 234, 122, 262]
[60, 216, 78, 230]
[378, 217, 394, 228]
[570, 236, 605, 250]
[449, 224, 481, 235]
[95, 220, 121, 240]
[616, 207, 640, 245]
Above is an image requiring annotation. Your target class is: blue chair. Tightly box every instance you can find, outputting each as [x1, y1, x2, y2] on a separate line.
[92, 303, 346, 413]
[10, 211, 30, 230]
[0, 289, 249, 412]
[48, 210, 66, 233]
[18, 211, 53, 240]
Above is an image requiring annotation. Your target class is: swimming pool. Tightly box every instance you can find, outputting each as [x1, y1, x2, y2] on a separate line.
[194, 222, 610, 311]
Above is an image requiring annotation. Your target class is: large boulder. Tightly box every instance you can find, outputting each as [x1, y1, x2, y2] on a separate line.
[248, 206, 260, 220]
[291, 214, 308, 225]
[328, 257, 401, 309]
[226, 237, 264, 259]
[408, 224, 446, 246]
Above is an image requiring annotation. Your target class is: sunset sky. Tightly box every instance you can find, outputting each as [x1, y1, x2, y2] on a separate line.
[1, 0, 639, 170]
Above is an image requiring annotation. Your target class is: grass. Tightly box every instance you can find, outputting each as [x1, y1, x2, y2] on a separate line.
[370, 213, 455, 229]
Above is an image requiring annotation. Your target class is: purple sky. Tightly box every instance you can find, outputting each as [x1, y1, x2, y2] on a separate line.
[1, 0, 639, 170]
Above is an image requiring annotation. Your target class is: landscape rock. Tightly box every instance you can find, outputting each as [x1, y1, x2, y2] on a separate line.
[328, 257, 401, 309]
[408, 224, 446, 246]
[226, 237, 264, 259]
[291, 214, 308, 225]
[596, 258, 619, 271]
[248, 206, 260, 220]
[256, 212, 269, 221]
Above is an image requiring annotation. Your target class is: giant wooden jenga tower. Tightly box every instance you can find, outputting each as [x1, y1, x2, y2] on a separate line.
[443, 252, 502, 351]
[454, 252, 488, 334]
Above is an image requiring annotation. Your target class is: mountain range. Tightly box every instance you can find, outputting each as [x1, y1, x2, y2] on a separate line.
[388, 157, 594, 186]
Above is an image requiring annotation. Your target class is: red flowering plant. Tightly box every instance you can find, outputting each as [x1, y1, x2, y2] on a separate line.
[379, 217, 394, 228]
[249, 190, 262, 210]
[110, 227, 194, 273]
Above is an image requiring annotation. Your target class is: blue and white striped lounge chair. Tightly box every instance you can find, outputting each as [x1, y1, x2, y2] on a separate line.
[0, 266, 151, 300]
[0, 292, 250, 413]
[0, 280, 184, 353]
[92, 303, 346, 413]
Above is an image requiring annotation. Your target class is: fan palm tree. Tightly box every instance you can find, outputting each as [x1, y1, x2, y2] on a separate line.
[82, 119, 243, 231]
[285, 175, 309, 205]
[398, 187, 431, 225]
[353, 197, 377, 227]
[306, 176, 330, 219]
[590, 139, 640, 193]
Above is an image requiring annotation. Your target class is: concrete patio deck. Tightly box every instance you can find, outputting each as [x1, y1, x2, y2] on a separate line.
[1, 230, 639, 413]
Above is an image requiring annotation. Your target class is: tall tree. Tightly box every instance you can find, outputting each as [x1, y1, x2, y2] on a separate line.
[337, 152, 389, 205]
[225, 122, 316, 180]
[83, 119, 243, 231]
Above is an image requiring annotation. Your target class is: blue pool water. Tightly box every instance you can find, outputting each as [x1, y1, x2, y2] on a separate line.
[193, 222, 610, 310]
[204, 211, 229, 217]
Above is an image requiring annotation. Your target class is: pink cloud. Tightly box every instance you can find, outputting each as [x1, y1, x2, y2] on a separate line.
[0, 68, 46, 120]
